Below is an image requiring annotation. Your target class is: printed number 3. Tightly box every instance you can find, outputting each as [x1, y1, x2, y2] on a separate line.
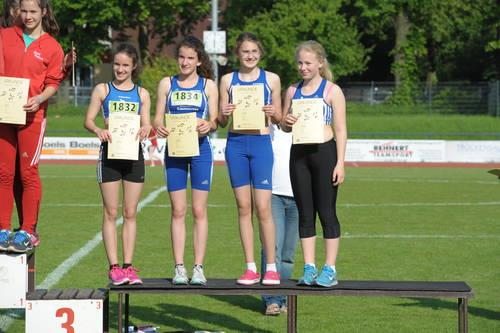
[56, 307, 75, 333]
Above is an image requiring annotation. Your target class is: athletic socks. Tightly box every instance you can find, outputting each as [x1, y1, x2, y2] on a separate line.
[266, 263, 277, 272]
[246, 262, 257, 273]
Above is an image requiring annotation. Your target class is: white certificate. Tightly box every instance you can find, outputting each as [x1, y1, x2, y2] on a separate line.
[107, 113, 141, 160]
[165, 112, 199, 157]
[232, 85, 265, 130]
[292, 98, 325, 144]
[0, 76, 30, 125]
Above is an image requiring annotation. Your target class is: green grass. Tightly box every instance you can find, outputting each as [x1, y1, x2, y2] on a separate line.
[1, 164, 500, 332]
[46, 103, 500, 140]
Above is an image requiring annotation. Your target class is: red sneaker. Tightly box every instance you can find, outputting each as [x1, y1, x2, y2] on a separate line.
[236, 269, 260, 285]
[262, 270, 280, 286]
[125, 266, 143, 285]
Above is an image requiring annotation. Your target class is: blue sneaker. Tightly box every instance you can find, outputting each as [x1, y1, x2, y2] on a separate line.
[297, 264, 318, 285]
[8, 230, 34, 253]
[315, 265, 338, 287]
[0, 230, 11, 251]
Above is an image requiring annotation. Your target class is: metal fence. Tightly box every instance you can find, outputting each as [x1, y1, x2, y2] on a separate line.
[343, 81, 500, 116]
[54, 81, 500, 117]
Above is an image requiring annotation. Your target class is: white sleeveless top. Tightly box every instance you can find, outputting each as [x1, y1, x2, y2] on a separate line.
[270, 124, 294, 197]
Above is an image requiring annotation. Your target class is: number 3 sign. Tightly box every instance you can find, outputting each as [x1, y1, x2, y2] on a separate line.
[26, 299, 103, 333]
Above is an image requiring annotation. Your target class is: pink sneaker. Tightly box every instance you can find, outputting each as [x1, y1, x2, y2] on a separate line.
[262, 270, 280, 286]
[109, 266, 129, 285]
[236, 269, 260, 285]
[126, 266, 143, 285]
[30, 232, 40, 247]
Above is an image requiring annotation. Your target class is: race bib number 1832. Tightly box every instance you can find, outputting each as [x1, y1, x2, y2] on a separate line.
[109, 101, 140, 113]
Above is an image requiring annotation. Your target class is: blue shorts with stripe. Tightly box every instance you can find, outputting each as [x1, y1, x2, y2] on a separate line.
[164, 136, 213, 192]
[225, 132, 273, 190]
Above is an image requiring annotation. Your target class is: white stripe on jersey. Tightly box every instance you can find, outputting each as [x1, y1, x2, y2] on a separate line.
[31, 118, 46, 166]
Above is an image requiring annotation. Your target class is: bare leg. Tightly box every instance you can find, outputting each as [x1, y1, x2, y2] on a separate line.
[234, 185, 254, 263]
[99, 181, 121, 265]
[301, 236, 316, 265]
[121, 180, 143, 264]
[325, 238, 340, 266]
[253, 188, 275, 265]
[169, 189, 187, 265]
[191, 189, 209, 265]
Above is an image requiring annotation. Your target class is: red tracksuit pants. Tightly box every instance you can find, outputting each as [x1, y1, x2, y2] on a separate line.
[0, 118, 46, 234]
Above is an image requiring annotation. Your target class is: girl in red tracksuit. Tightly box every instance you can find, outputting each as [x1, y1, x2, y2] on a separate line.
[0, 0, 64, 253]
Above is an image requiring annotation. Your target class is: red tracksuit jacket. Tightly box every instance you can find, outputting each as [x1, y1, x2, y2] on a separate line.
[1, 25, 64, 121]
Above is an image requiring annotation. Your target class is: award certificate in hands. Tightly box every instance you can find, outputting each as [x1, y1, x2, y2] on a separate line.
[0, 77, 30, 125]
[165, 112, 199, 157]
[232, 85, 265, 130]
[292, 98, 325, 144]
[107, 113, 141, 160]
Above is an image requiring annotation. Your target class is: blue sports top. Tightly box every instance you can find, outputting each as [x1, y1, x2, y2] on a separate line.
[166, 75, 209, 119]
[292, 79, 333, 125]
[229, 68, 272, 105]
[102, 82, 142, 119]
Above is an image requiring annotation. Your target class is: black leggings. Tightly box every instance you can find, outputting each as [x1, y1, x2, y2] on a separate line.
[289, 139, 341, 239]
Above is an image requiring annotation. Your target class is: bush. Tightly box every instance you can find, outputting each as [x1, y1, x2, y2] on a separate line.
[139, 56, 179, 104]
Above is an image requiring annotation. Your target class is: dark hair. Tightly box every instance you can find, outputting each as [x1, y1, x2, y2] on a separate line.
[1, 0, 19, 28]
[176, 36, 214, 80]
[234, 32, 265, 58]
[113, 43, 142, 80]
[20, 0, 59, 35]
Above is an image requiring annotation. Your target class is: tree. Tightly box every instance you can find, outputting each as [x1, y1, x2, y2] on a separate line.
[118, 0, 210, 61]
[229, 0, 367, 87]
[53, 0, 123, 64]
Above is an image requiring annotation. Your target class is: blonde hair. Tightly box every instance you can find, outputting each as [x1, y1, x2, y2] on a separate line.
[295, 40, 333, 81]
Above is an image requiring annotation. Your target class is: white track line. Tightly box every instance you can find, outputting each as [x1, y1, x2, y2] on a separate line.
[0, 187, 165, 332]
[341, 233, 500, 239]
[349, 176, 498, 185]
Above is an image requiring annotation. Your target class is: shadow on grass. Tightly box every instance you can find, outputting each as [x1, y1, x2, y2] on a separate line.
[396, 298, 500, 321]
[108, 300, 273, 333]
[207, 295, 264, 314]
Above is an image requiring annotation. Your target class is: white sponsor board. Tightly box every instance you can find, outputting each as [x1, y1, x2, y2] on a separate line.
[346, 139, 446, 162]
[25, 299, 103, 333]
[0, 254, 28, 308]
[446, 141, 500, 163]
[41, 137, 500, 163]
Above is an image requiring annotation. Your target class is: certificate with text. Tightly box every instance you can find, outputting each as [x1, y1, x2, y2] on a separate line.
[292, 98, 325, 144]
[165, 113, 199, 157]
[232, 85, 265, 130]
[0, 77, 29, 125]
[107, 113, 140, 160]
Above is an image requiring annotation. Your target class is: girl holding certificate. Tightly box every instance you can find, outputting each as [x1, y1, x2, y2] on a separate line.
[0, 0, 64, 253]
[84, 43, 151, 285]
[154, 36, 218, 285]
[219, 32, 282, 286]
[282, 40, 347, 287]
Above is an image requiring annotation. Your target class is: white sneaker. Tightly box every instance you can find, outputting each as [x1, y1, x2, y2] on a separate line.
[172, 265, 189, 285]
[190, 265, 207, 285]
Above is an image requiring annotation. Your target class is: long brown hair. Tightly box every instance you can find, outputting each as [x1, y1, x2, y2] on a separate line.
[176, 36, 214, 80]
[113, 43, 142, 81]
[295, 40, 333, 81]
[20, 0, 59, 35]
[1, 0, 19, 28]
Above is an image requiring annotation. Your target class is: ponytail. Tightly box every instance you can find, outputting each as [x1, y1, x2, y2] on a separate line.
[295, 40, 333, 81]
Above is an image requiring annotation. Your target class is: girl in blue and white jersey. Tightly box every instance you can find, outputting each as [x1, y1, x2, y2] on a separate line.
[282, 40, 347, 288]
[84, 43, 152, 285]
[154, 36, 218, 285]
[219, 32, 282, 286]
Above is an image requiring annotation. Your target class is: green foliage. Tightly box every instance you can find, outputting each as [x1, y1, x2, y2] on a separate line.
[139, 56, 178, 103]
[229, 0, 367, 87]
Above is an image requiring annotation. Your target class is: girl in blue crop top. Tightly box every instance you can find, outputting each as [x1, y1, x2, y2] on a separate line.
[84, 43, 152, 286]
[154, 36, 218, 285]
[218, 32, 282, 286]
[282, 40, 347, 288]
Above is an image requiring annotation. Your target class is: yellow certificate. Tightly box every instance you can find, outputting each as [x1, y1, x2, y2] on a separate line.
[0, 76, 30, 125]
[291, 98, 325, 144]
[165, 113, 199, 157]
[107, 113, 141, 160]
[232, 85, 265, 130]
